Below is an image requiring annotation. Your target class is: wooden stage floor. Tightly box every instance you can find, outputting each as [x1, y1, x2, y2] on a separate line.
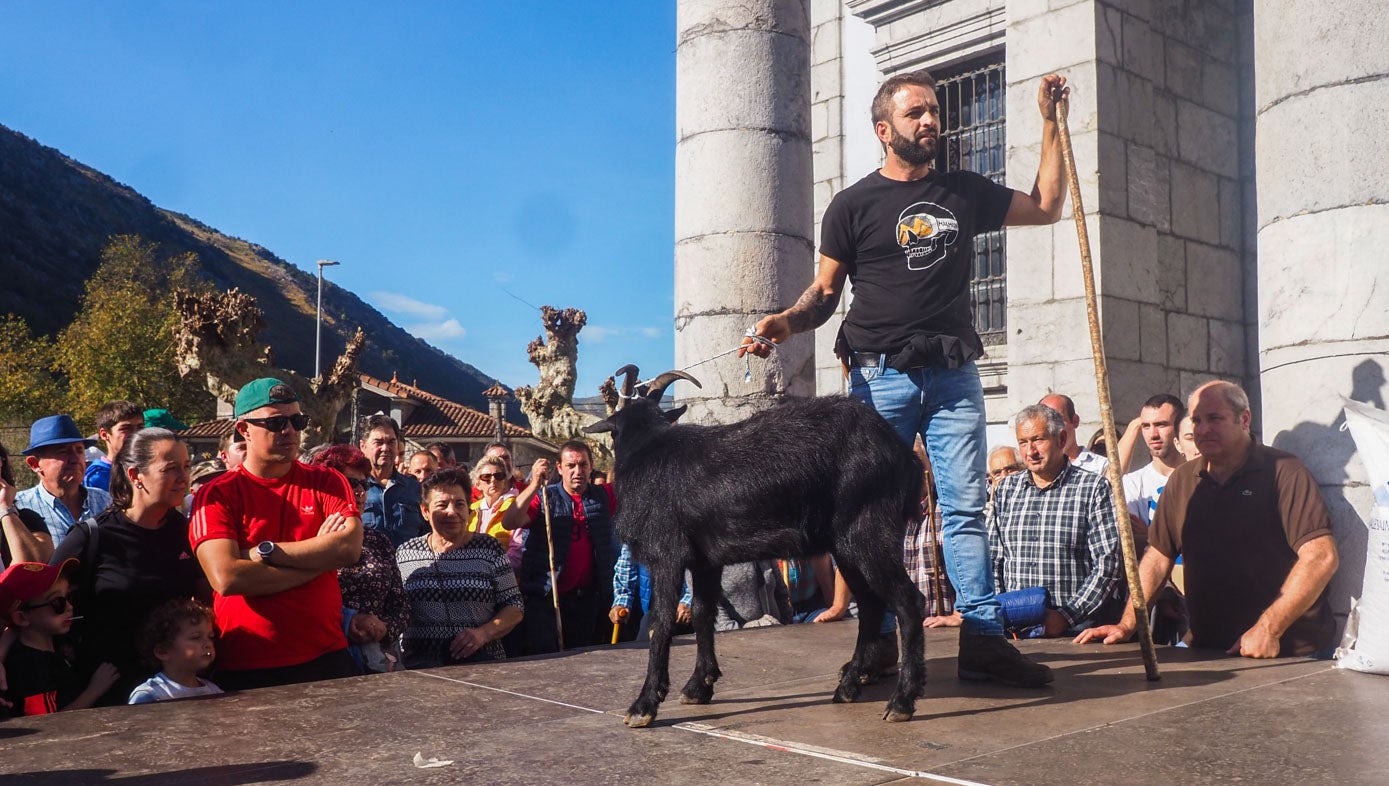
[3, 623, 1385, 785]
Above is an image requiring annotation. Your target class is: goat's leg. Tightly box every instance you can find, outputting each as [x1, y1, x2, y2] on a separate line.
[624, 565, 684, 728]
[679, 565, 723, 705]
[830, 561, 887, 704]
[860, 555, 928, 723]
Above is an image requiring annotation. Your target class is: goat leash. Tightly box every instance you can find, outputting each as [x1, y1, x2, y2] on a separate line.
[540, 484, 565, 651]
[622, 329, 777, 396]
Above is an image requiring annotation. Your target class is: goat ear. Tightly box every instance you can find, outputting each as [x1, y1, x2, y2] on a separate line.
[663, 404, 688, 424]
[584, 417, 615, 435]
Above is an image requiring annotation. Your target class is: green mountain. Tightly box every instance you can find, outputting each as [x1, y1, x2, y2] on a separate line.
[0, 122, 516, 418]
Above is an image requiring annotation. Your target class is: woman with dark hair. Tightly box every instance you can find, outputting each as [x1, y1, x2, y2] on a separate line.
[51, 427, 205, 705]
[310, 444, 409, 673]
[1, 443, 54, 565]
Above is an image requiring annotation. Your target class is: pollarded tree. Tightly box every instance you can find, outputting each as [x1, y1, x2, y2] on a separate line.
[55, 235, 214, 427]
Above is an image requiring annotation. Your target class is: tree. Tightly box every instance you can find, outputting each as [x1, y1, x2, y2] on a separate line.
[54, 236, 213, 426]
[0, 314, 63, 424]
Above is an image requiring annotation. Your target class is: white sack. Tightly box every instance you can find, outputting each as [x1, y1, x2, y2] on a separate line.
[1336, 399, 1389, 673]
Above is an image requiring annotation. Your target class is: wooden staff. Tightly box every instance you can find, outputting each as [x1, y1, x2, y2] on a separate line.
[540, 479, 565, 652]
[1053, 85, 1160, 681]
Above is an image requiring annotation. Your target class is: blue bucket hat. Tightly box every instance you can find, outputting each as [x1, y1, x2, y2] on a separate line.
[23, 415, 99, 455]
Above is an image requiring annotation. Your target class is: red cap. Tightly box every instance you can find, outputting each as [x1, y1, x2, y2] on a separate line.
[0, 559, 78, 617]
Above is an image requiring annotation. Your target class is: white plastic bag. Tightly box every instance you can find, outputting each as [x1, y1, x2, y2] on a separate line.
[1335, 399, 1389, 673]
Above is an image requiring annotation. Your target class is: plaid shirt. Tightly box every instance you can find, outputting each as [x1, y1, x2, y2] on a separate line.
[988, 462, 1122, 626]
[612, 544, 692, 612]
[903, 502, 955, 617]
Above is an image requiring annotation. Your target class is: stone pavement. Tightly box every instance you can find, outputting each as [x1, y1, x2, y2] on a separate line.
[3, 623, 1386, 785]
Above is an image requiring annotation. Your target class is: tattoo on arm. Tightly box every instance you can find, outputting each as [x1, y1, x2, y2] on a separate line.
[785, 287, 837, 333]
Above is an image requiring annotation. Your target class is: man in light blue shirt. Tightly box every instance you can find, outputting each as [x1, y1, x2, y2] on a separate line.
[15, 415, 112, 547]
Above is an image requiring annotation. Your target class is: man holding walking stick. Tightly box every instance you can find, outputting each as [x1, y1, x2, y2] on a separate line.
[504, 441, 619, 654]
[743, 71, 1069, 688]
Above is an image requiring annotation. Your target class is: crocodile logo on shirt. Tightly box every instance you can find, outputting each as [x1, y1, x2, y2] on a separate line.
[896, 201, 959, 271]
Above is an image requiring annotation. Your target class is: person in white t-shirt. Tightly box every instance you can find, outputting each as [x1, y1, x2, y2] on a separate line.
[128, 599, 224, 704]
[1120, 394, 1187, 554]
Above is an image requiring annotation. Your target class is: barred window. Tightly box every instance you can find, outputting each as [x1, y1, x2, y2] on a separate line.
[935, 60, 1007, 344]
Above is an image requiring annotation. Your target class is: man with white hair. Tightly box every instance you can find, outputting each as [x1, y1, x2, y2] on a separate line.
[1076, 381, 1339, 658]
[989, 405, 1123, 637]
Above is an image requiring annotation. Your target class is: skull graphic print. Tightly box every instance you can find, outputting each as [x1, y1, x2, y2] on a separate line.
[896, 201, 960, 270]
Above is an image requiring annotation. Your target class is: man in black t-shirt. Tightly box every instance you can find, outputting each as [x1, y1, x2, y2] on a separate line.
[745, 70, 1069, 688]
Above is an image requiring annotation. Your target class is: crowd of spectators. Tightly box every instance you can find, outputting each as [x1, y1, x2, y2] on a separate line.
[0, 374, 1343, 719]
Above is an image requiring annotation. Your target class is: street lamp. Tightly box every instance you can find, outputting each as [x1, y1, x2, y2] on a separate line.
[315, 259, 341, 381]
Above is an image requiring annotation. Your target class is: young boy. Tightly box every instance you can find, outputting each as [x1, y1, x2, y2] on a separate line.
[1, 559, 119, 716]
[85, 400, 144, 492]
[128, 598, 223, 704]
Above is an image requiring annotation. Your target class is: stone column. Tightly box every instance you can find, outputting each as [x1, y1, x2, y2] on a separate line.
[675, 0, 814, 424]
[1255, 1, 1389, 613]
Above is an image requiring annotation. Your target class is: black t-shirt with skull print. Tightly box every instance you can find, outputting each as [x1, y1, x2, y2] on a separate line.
[819, 169, 1013, 365]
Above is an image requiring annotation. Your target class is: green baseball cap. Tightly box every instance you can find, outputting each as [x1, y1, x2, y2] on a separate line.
[234, 377, 301, 418]
[144, 408, 189, 431]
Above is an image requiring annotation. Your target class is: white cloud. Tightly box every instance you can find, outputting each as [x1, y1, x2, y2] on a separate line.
[408, 318, 466, 341]
[372, 291, 447, 321]
[584, 326, 617, 343]
[584, 325, 664, 343]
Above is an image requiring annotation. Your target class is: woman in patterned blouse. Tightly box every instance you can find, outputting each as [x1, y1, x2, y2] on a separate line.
[310, 445, 409, 673]
[396, 468, 523, 668]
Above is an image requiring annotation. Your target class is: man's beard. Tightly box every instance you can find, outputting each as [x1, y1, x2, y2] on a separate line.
[889, 125, 937, 167]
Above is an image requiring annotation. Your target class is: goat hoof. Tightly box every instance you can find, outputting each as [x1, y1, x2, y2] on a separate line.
[883, 708, 914, 723]
[832, 683, 861, 704]
[679, 692, 711, 705]
[623, 712, 655, 728]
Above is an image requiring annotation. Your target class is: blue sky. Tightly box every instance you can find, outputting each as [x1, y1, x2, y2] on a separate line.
[1, 1, 677, 398]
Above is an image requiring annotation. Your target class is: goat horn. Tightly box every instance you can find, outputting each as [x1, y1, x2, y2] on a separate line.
[643, 370, 701, 401]
[614, 365, 640, 405]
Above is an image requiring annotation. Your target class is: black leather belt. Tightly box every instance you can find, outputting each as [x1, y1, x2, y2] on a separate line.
[849, 351, 886, 368]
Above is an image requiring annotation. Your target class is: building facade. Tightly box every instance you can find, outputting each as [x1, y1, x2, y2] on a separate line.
[678, 0, 1388, 619]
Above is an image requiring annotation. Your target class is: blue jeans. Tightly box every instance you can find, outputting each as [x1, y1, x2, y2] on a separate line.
[849, 359, 1006, 637]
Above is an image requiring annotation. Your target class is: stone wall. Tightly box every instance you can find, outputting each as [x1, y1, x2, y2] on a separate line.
[1255, 0, 1389, 617]
[1005, 0, 1250, 446]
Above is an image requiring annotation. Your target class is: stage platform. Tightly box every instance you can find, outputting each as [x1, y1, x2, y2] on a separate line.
[3, 623, 1386, 785]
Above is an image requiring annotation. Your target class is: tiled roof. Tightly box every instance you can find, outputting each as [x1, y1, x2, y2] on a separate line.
[482, 383, 511, 399]
[179, 376, 537, 443]
[181, 419, 236, 438]
[359, 374, 532, 440]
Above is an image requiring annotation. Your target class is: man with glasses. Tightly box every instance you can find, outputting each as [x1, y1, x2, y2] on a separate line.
[190, 378, 363, 690]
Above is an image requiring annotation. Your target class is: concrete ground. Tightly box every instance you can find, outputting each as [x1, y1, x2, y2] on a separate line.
[3, 623, 1386, 785]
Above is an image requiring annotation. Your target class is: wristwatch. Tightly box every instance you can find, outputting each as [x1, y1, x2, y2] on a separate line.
[256, 540, 277, 564]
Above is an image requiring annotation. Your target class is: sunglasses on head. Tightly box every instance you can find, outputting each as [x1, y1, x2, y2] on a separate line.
[242, 413, 311, 433]
[477, 473, 507, 482]
[22, 595, 73, 614]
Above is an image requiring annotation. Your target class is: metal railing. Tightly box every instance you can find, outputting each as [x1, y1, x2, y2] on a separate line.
[935, 61, 1007, 344]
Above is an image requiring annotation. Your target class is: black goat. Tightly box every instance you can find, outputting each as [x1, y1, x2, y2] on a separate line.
[585, 366, 927, 727]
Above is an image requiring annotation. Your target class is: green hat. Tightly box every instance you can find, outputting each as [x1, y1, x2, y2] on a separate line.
[144, 408, 189, 431]
[234, 378, 300, 418]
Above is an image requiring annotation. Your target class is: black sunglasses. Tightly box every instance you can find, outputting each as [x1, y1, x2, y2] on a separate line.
[22, 595, 74, 614]
[242, 413, 311, 433]
[477, 473, 508, 482]
[349, 478, 370, 493]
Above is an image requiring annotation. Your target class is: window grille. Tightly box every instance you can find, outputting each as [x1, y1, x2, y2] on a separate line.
[935, 61, 1007, 344]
